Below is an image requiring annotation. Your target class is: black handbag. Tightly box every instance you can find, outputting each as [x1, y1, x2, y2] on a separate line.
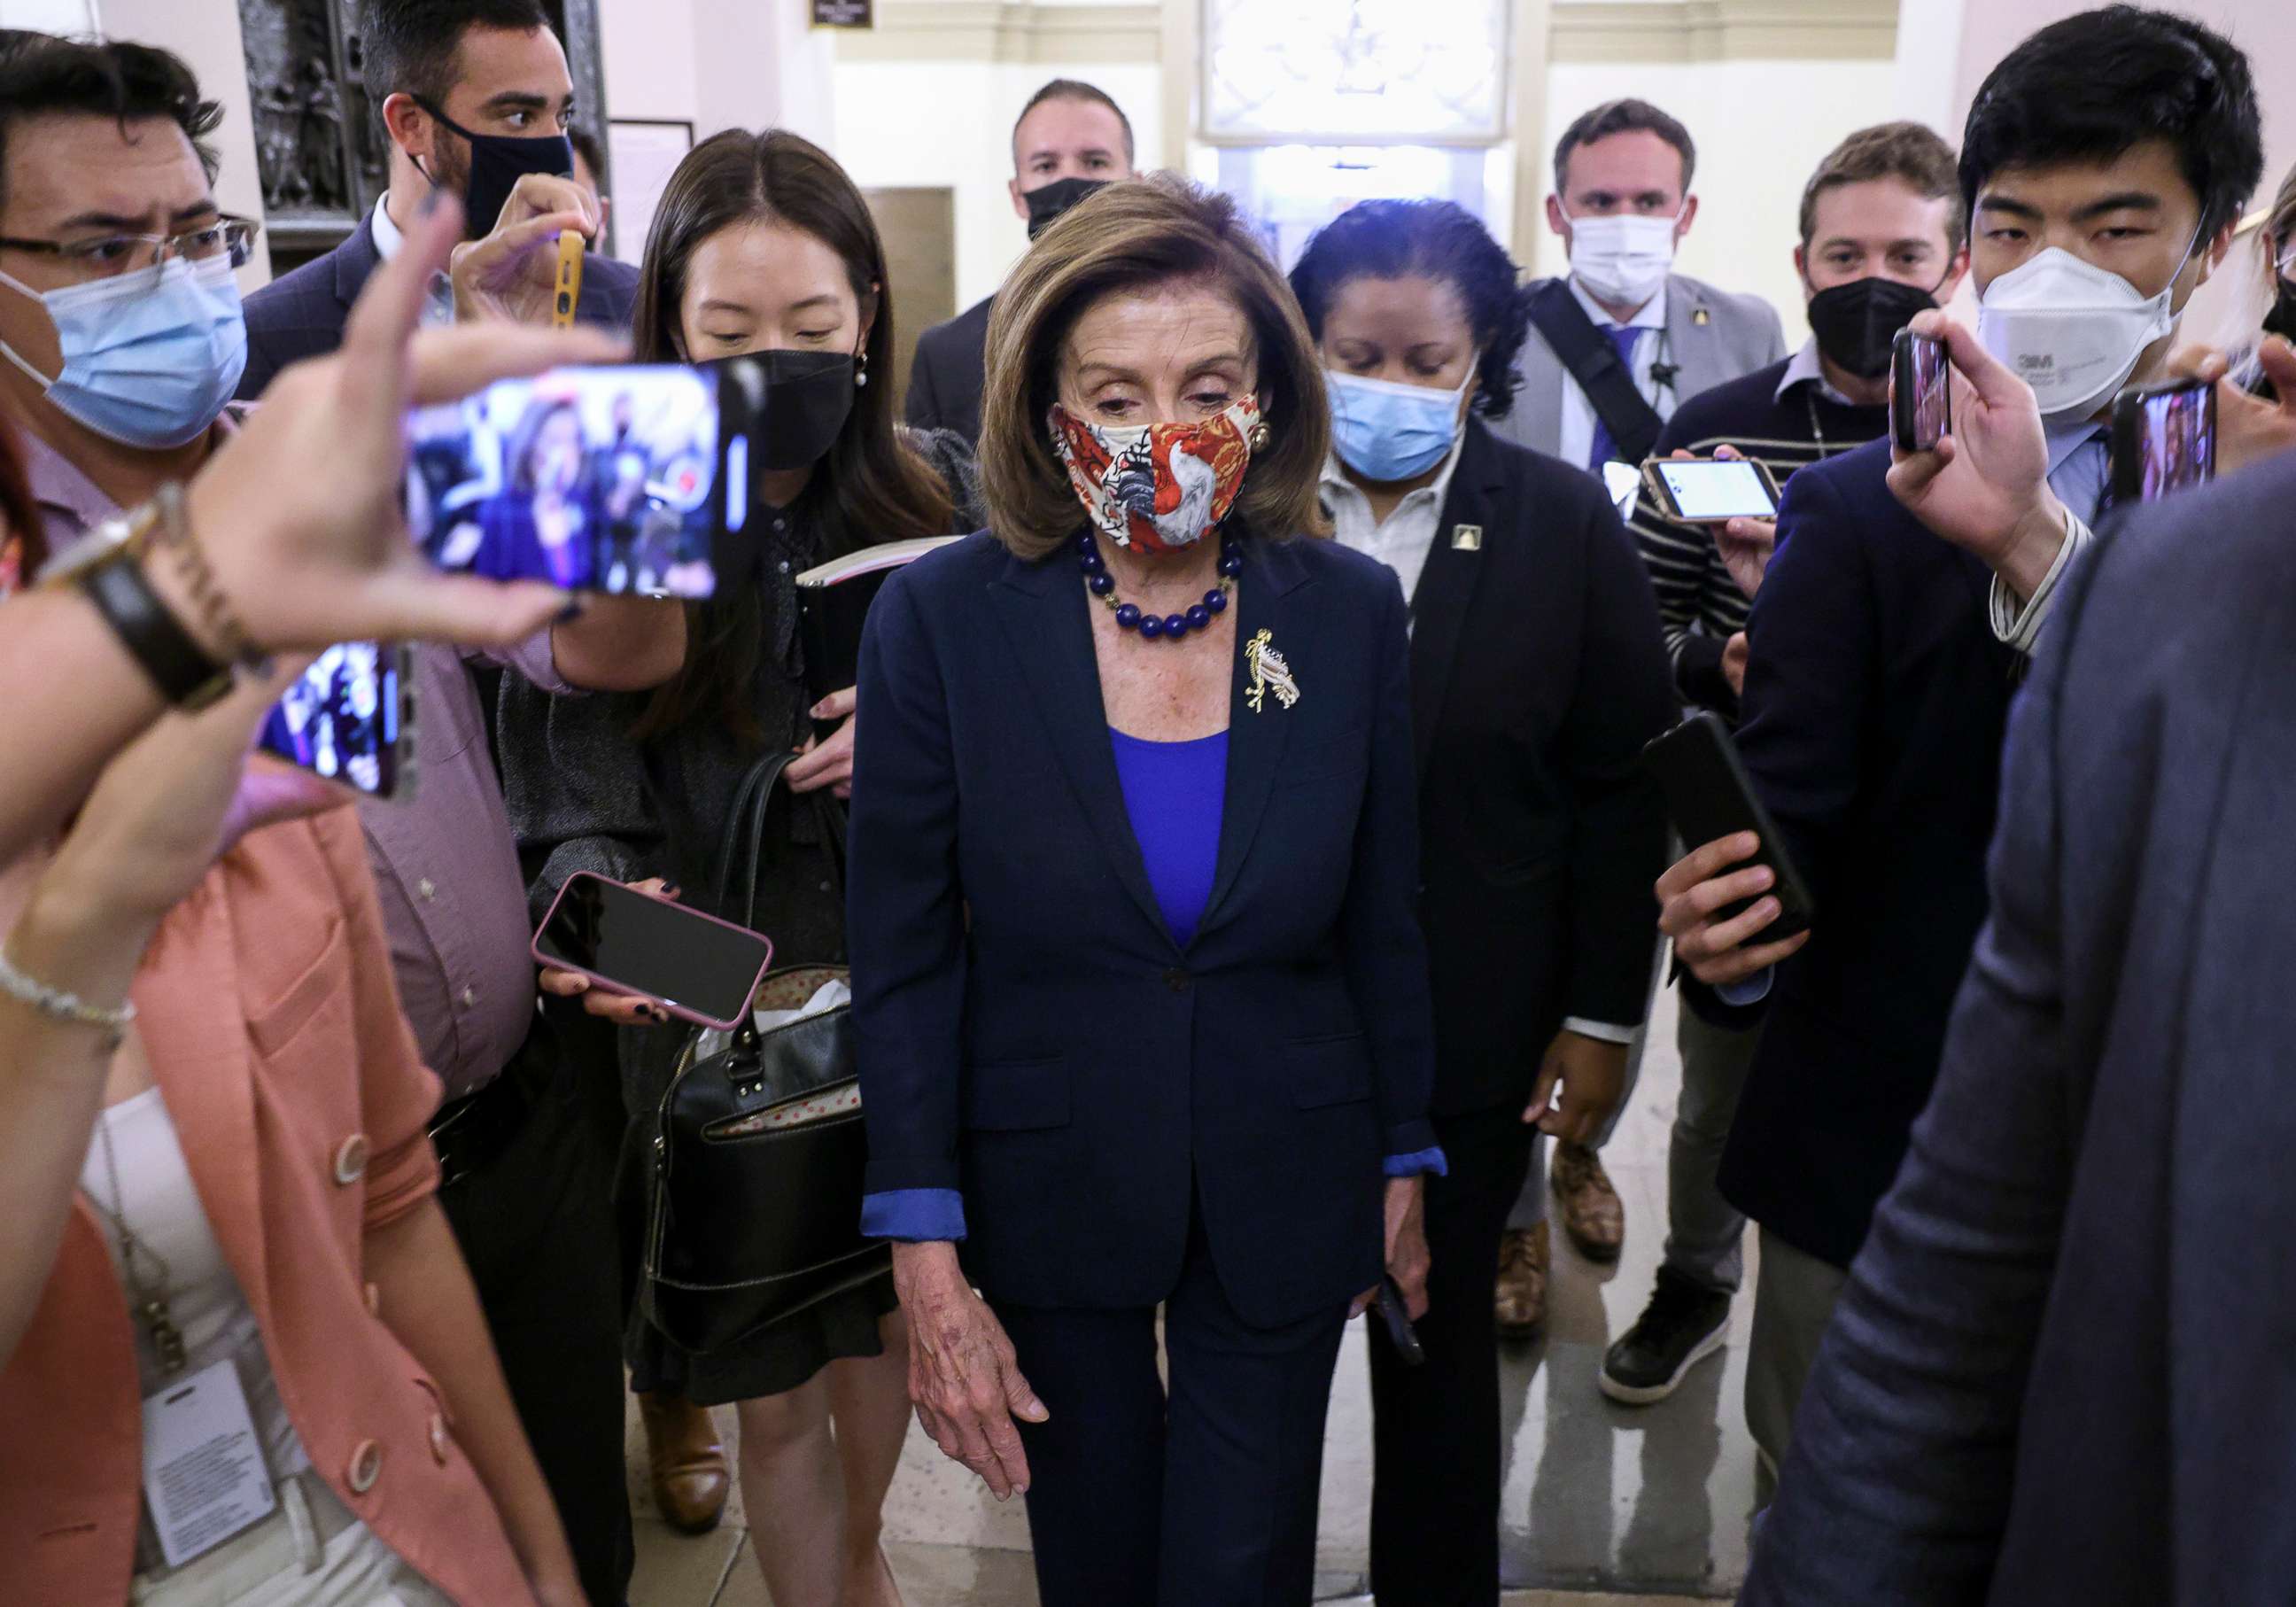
[636, 749, 890, 1355]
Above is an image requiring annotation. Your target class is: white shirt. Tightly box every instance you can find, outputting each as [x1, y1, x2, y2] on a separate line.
[1773, 338, 1860, 408]
[1319, 441, 1636, 1048]
[367, 195, 457, 328]
[1557, 276, 1673, 472]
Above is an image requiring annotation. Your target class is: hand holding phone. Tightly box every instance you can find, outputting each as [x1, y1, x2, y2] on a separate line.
[1371, 1277, 1426, 1367]
[531, 873, 774, 1031]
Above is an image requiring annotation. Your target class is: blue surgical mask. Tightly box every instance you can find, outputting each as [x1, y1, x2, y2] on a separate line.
[0, 254, 248, 448]
[1328, 368, 1471, 482]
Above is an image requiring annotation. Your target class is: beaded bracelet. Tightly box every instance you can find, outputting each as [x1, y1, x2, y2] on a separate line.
[0, 943, 136, 1047]
[139, 482, 272, 679]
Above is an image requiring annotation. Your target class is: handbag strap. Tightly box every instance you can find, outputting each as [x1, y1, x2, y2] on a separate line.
[1524, 279, 1665, 467]
[712, 749, 799, 932]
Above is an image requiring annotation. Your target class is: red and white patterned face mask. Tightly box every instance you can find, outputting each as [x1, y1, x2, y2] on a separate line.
[1049, 396, 1260, 555]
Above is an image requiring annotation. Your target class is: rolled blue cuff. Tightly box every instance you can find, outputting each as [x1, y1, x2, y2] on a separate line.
[860, 1187, 967, 1244]
[1384, 1147, 1449, 1179]
[1717, 968, 1774, 1007]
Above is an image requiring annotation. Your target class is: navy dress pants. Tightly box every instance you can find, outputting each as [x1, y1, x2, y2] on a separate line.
[992, 1214, 1351, 1607]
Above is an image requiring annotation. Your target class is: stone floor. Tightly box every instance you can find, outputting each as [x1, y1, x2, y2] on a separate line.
[627, 982, 1758, 1604]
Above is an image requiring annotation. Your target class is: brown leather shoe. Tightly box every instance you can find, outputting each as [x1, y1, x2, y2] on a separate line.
[1549, 1140, 1625, 1262]
[638, 1388, 729, 1534]
[1494, 1220, 1549, 1338]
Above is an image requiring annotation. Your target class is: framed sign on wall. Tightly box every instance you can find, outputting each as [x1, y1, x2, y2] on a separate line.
[812, 0, 873, 27]
[606, 119, 697, 268]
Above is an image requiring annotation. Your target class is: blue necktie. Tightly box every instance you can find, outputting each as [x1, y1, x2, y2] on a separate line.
[1586, 324, 1645, 471]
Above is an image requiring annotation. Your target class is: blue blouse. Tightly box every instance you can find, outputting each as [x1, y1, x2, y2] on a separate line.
[861, 725, 1441, 1246]
[1108, 726, 1228, 948]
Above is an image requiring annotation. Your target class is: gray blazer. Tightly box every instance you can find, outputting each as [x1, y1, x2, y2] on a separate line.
[1493, 271, 1784, 461]
[1740, 447, 2296, 1606]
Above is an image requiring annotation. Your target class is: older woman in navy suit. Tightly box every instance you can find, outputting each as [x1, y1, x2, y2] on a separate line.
[847, 175, 1441, 1605]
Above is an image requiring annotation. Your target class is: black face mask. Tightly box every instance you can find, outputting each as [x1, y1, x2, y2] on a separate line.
[414, 97, 574, 240]
[1805, 274, 1943, 380]
[718, 349, 857, 473]
[1023, 176, 1112, 242]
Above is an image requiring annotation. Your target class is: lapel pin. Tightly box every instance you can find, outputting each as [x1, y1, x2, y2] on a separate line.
[1245, 628, 1300, 714]
[1694, 307, 1711, 326]
[1451, 524, 1483, 551]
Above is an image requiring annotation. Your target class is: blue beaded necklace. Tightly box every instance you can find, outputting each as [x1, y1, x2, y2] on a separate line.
[1076, 530, 1242, 642]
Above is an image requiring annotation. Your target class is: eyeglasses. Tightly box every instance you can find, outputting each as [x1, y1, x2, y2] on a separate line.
[0, 215, 260, 278]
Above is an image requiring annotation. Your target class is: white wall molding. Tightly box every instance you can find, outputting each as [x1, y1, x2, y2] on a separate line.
[840, 0, 1895, 66]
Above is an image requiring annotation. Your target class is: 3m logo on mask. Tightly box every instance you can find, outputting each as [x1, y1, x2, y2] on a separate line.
[2019, 354, 2055, 373]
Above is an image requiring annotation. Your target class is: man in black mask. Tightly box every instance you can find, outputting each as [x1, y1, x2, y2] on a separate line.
[1590, 120, 1967, 1414]
[904, 77, 1136, 443]
[238, 0, 639, 396]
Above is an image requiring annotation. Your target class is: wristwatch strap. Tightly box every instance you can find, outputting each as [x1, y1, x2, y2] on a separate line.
[77, 552, 235, 710]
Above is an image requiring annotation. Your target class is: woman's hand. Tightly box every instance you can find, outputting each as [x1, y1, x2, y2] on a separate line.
[1524, 1028, 1631, 1147]
[786, 687, 857, 799]
[1359, 1176, 1430, 1322]
[2159, 338, 2296, 476]
[891, 1240, 1047, 1501]
[536, 878, 683, 1026]
[190, 192, 628, 657]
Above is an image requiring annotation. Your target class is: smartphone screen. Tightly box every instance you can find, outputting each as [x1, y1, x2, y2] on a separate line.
[406, 363, 733, 599]
[2116, 380, 2215, 502]
[1894, 330, 1951, 452]
[257, 641, 405, 797]
[1654, 460, 1778, 523]
[533, 875, 774, 1027]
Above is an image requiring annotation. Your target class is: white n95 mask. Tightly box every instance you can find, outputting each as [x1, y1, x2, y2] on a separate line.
[1566, 211, 1681, 308]
[1975, 237, 2196, 423]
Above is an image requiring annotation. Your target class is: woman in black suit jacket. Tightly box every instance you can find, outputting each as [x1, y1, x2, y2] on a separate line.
[1291, 200, 1679, 1606]
[847, 177, 1441, 1606]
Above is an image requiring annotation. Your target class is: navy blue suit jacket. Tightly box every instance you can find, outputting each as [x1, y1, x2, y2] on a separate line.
[1697, 438, 2020, 1269]
[1742, 448, 2296, 1607]
[237, 215, 641, 400]
[847, 529, 1439, 1329]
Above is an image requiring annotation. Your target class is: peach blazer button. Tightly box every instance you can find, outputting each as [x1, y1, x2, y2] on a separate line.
[334, 1133, 370, 1184]
[348, 1439, 384, 1494]
[429, 1413, 452, 1466]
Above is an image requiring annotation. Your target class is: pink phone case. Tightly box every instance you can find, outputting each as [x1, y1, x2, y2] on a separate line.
[530, 872, 775, 1031]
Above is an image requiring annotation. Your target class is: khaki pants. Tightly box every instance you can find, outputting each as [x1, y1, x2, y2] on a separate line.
[1745, 1226, 1848, 1511]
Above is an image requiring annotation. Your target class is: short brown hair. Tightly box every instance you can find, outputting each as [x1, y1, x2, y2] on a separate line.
[1799, 120, 1966, 254]
[1012, 77, 1135, 168]
[1554, 98, 1695, 196]
[978, 175, 1331, 560]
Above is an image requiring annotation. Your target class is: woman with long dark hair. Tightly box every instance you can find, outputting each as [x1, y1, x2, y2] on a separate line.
[495, 128, 975, 1607]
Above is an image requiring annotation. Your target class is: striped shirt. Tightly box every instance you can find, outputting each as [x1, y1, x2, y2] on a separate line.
[1629, 341, 1889, 717]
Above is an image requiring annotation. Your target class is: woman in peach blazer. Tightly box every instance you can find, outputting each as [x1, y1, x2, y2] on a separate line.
[0, 672, 582, 1604]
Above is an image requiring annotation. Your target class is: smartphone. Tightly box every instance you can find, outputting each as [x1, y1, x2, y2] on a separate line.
[1890, 328, 1951, 454]
[531, 872, 776, 1031]
[1641, 456, 1780, 524]
[405, 361, 756, 600]
[1640, 711, 1815, 942]
[256, 640, 414, 800]
[551, 229, 584, 330]
[2110, 376, 2215, 504]
[1373, 1277, 1425, 1367]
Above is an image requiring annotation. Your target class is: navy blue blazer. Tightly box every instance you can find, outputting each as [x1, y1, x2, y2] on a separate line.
[237, 215, 641, 400]
[1694, 438, 2020, 1269]
[902, 293, 994, 445]
[1742, 448, 2296, 1607]
[847, 529, 1439, 1330]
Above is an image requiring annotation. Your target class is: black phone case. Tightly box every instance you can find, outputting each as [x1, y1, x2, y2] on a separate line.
[2109, 378, 2216, 505]
[1640, 712, 1815, 941]
[1890, 329, 1951, 454]
[1375, 1277, 1425, 1367]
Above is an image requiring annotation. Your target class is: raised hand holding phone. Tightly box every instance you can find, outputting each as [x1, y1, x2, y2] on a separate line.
[1883, 310, 2067, 602]
[2156, 335, 2296, 477]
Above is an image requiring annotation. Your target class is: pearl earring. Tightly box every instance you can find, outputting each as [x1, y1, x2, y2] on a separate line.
[856, 353, 870, 388]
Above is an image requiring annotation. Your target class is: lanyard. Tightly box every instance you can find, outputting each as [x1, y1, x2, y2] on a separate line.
[90, 1110, 189, 1377]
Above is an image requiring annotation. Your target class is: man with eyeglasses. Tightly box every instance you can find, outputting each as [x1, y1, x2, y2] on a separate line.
[0, 30, 673, 1606]
[238, 0, 637, 395]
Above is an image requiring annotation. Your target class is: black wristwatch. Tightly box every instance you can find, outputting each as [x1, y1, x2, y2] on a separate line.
[61, 512, 235, 710]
